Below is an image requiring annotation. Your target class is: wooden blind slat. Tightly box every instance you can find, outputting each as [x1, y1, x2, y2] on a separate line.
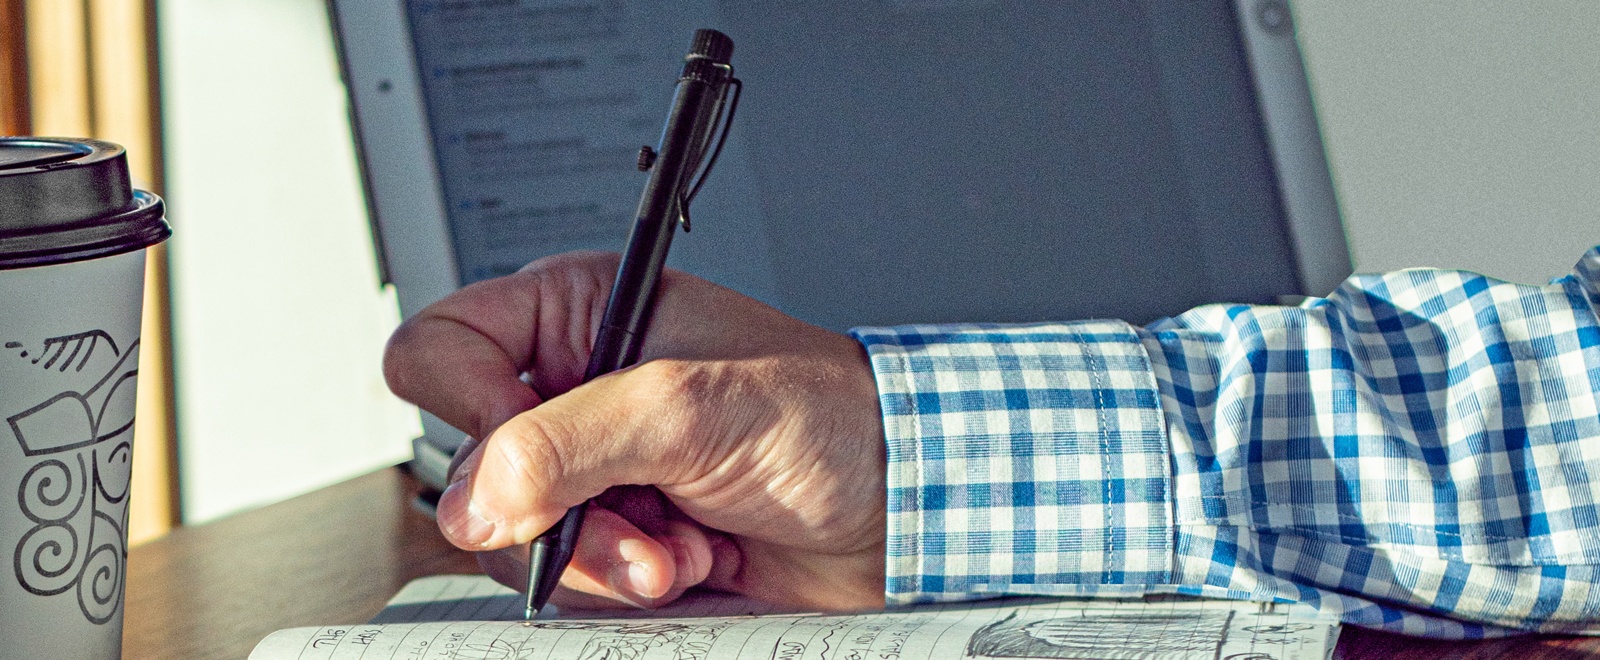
[0, 0, 28, 134]
[24, 0, 91, 136]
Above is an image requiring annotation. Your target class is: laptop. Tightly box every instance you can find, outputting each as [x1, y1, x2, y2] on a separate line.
[328, 0, 1350, 488]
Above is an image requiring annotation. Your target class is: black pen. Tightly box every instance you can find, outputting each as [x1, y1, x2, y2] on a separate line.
[522, 28, 741, 619]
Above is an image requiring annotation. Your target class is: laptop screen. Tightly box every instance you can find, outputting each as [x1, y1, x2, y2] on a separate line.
[378, 0, 1345, 329]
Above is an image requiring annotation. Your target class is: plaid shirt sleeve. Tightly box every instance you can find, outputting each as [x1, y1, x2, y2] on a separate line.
[851, 246, 1600, 639]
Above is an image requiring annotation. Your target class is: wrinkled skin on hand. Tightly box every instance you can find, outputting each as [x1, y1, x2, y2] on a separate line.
[383, 251, 888, 610]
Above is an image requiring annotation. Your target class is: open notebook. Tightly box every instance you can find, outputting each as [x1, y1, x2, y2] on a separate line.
[249, 575, 1339, 659]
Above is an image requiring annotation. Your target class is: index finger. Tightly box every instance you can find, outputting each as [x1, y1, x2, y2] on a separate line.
[382, 252, 619, 440]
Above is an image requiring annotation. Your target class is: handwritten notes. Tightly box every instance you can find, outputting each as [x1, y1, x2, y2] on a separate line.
[249, 576, 1338, 660]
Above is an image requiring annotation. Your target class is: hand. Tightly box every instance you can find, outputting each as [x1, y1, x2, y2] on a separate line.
[382, 251, 887, 610]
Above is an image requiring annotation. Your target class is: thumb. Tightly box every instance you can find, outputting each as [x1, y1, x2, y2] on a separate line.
[434, 361, 704, 551]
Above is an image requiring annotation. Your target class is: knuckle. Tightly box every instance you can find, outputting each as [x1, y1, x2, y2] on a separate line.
[381, 314, 479, 404]
[630, 359, 721, 418]
[630, 358, 696, 394]
[380, 319, 425, 397]
[518, 249, 618, 276]
[488, 415, 568, 499]
[517, 252, 619, 309]
[622, 359, 737, 482]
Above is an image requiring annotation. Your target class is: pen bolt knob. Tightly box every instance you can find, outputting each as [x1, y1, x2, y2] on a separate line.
[637, 145, 656, 171]
[689, 29, 734, 65]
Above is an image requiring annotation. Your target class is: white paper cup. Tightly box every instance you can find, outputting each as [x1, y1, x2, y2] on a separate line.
[0, 138, 170, 660]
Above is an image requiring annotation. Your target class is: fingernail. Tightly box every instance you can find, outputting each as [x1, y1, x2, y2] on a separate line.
[607, 561, 655, 603]
[437, 482, 495, 547]
[629, 562, 655, 596]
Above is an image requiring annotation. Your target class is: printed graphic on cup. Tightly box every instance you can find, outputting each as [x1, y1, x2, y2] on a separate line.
[0, 138, 170, 659]
[8, 328, 140, 624]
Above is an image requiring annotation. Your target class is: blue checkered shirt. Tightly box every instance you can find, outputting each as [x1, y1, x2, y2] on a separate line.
[852, 246, 1600, 639]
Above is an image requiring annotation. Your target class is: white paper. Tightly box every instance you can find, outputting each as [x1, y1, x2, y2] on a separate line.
[251, 575, 1338, 660]
[370, 575, 784, 625]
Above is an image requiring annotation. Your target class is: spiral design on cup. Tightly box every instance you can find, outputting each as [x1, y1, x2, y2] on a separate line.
[18, 456, 87, 524]
[14, 522, 80, 595]
[13, 455, 91, 596]
[77, 512, 125, 625]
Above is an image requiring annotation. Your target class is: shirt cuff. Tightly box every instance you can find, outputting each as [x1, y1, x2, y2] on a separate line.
[852, 321, 1174, 604]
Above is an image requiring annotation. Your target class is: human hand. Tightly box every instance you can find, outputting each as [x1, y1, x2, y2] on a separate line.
[383, 251, 887, 611]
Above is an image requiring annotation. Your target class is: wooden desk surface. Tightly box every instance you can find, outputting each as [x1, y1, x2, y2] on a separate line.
[123, 468, 1600, 659]
[123, 467, 478, 659]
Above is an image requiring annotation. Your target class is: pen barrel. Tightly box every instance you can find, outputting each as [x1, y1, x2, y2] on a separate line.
[583, 325, 637, 380]
[527, 29, 735, 619]
[585, 61, 730, 381]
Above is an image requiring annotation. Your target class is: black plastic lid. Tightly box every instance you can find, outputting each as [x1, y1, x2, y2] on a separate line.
[0, 137, 170, 269]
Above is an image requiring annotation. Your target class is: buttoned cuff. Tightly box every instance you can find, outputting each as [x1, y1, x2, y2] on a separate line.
[851, 321, 1174, 604]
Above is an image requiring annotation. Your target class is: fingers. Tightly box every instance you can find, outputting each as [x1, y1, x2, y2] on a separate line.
[434, 360, 708, 551]
[658, 519, 717, 594]
[560, 503, 720, 606]
[446, 434, 481, 482]
[476, 505, 720, 609]
[557, 506, 677, 605]
[382, 300, 540, 442]
[385, 250, 808, 440]
[383, 252, 617, 439]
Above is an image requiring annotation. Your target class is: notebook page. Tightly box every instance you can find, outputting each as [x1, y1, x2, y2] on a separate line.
[368, 574, 528, 623]
[369, 574, 785, 624]
[250, 592, 1339, 660]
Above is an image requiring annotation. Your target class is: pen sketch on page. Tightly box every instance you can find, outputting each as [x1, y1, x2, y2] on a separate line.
[249, 575, 1338, 660]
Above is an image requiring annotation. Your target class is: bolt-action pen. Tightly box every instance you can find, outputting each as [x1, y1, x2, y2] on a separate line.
[522, 28, 742, 619]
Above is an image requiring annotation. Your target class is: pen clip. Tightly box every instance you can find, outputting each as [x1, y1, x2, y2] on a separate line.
[677, 72, 742, 233]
